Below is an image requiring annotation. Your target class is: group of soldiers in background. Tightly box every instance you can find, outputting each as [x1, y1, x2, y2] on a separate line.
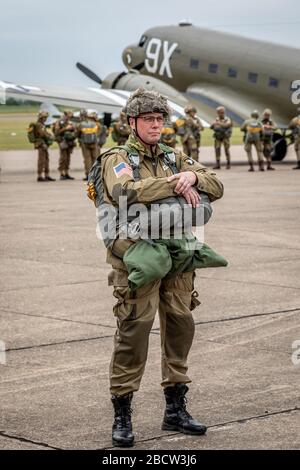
[29, 109, 132, 182]
[29, 109, 109, 182]
[29, 104, 300, 181]
[241, 107, 300, 171]
[161, 105, 300, 171]
[160, 105, 204, 161]
[241, 109, 277, 172]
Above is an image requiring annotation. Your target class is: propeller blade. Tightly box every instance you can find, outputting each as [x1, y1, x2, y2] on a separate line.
[76, 62, 102, 85]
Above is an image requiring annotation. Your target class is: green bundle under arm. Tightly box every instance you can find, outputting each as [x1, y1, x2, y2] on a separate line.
[123, 237, 228, 291]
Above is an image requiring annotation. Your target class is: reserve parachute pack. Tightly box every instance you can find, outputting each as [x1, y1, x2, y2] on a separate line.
[161, 126, 176, 138]
[27, 122, 37, 144]
[174, 118, 186, 136]
[261, 122, 275, 142]
[246, 120, 262, 143]
[214, 127, 232, 140]
[213, 119, 232, 140]
[53, 120, 76, 143]
[111, 123, 129, 143]
[87, 144, 212, 249]
[80, 120, 98, 145]
[97, 125, 107, 146]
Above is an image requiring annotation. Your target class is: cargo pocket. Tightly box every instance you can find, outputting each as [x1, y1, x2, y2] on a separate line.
[108, 269, 135, 321]
[161, 271, 201, 313]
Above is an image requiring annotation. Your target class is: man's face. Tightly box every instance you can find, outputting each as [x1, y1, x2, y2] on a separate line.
[263, 113, 271, 120]
[217, 111, 225, 119]
[129, 113, 164, 145]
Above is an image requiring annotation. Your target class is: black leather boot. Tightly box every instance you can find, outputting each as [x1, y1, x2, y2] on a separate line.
[162, 384, 207, 435]
[111, 393, 134, 447]
[293, 161, 300, 170]
[213, 161, 221, 170]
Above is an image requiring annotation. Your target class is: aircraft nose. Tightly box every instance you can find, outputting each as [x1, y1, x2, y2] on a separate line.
[122, 44, 145, 70]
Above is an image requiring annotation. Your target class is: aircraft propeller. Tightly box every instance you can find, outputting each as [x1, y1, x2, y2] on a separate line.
[76, 61, 145, 87]
[76, 62, 103, 85]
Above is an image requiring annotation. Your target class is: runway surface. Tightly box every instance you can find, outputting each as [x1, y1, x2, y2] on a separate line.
[0, 148, 299, 449]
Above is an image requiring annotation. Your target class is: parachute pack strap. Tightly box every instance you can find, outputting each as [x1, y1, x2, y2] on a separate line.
[119, 145, 140, 181]
[158, 143, 179, 175]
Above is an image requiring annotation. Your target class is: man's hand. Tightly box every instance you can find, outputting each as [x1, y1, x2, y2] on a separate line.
[167, 171, 197, 195]
[181, 187, 201, 208]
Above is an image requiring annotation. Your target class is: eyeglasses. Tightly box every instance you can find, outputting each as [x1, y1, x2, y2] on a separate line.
[139, 116, 165, 124]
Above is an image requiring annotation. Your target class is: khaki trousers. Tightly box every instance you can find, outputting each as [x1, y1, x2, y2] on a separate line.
[58, 147, 72, 174]
[262, 141, 273, 164]
[108, 262, 196, 396]
[82, 144, 98, 175]
[37, 146, 49, 177]
[182, 138, 199, 162]
[244, 141, 264, 165]
[215, 138, 231, 163]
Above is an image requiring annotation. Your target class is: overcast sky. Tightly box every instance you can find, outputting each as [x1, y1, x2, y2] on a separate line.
[1, 0, 299, 87]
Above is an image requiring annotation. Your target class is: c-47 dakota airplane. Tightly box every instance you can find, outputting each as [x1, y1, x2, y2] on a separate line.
[1, 21, 299, 159]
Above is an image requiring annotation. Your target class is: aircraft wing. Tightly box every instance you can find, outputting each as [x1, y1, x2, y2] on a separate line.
[0, 80, 186, 118]
[0, 80, 129, 114]
[185, 82, 289, 127]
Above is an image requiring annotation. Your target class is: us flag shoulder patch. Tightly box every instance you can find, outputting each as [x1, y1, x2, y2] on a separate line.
[113, 162, 133, 178]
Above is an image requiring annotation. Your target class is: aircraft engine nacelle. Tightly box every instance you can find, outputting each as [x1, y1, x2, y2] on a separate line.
[102, 71, 187, 106]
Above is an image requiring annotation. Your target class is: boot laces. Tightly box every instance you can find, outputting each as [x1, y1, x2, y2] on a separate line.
[119, 406, 133, 427]
[178, 396, 193, 420]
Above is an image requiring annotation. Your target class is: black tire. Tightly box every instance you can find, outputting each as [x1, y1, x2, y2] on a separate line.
[271, 133, 287, 161]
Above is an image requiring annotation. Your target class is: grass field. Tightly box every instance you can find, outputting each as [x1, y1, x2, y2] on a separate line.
[0, 105, 40, 114]
[0, 107, 245, 150]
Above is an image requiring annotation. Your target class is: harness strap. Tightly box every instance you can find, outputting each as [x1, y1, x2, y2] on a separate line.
[98, 143, 179, 181]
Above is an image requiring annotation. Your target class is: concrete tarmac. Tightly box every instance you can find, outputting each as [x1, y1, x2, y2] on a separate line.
[0, 148, 299, 450]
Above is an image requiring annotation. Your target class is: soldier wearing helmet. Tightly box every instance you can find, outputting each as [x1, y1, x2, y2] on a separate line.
[210, 106, 233, 169]
[53, 110, 76, 180]
[160, 117, 177, 149]
[241, 110, 265, 171]
[111, 110, 131, 146]
[30, 111, 55, 182]
[288, 107, 300, 170]
[77, 109, 100, 180]
[178, 105, 203, 161]
[99, 87, 224, 447]
[260, 109, 277, 170]
[89, 111, 106, 154]
[79, 109, 87, 119]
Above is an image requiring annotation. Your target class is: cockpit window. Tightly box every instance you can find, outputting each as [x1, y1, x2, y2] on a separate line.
[248, 72, 258, 83]
[138, 35, 148, 47]
[208, 63, 218, 74]
[269, 77, 279, 88]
